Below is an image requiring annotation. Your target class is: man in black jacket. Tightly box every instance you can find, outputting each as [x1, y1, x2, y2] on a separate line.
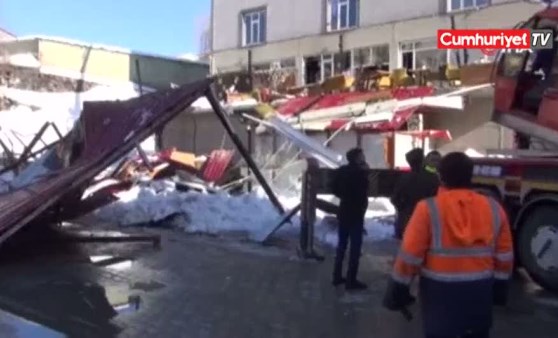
[332, 148, 369, 290]
[391, 148, 439, 239]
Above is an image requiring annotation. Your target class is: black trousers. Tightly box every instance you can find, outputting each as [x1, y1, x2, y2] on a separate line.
[426, 330, 490, 338]
[333, 224, 363, 282]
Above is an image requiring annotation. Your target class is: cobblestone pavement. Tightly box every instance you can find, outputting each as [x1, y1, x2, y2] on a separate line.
[0, 228, 556, 338]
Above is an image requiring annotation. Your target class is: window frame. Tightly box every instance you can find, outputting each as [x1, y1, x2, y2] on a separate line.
[399, 39, 449, 70]
[350, 44, 390, 72]
[241, 8, 267, 47]
[321, 54, 334, 81]
[447, 0, 490, 13]
[326, 0, 359, 32]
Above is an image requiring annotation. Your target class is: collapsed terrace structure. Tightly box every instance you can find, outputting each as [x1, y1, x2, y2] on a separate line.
[0, 18, 517, 252]
[0, 79, 291, 246]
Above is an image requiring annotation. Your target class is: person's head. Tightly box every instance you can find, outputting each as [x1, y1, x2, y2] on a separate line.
[424, 150, 442, 173]
[438, 152, 474, 189]
[405, 148, 424, 172]
[346, 147, 366, 166]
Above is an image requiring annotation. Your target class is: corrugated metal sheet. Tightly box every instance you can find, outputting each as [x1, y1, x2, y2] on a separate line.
[327, 107, 419, 132]
[0, 79, 212, 243]
[276, 86, 435, 117]
[201, 149, 234, 182]
[276, 96, 321, 117]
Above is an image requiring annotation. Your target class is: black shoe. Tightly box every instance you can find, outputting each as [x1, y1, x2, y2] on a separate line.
[332, 277, 346, 286]
[346, 280, 368, 291]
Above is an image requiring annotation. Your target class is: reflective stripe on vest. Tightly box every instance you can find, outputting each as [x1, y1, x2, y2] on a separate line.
[422, 196, 501, 282]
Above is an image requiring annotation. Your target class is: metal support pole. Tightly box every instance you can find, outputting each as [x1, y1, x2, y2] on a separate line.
[135, 142, 153, 171]
[246, 124, 253, 192]
[299, 158, 324, 261]
[205, 88, 285, 213]
[16, 122, 50, 171]
[247, 50, 253, 91]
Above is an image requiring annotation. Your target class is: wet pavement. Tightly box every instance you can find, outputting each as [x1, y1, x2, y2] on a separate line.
[0, 226, 556, 338]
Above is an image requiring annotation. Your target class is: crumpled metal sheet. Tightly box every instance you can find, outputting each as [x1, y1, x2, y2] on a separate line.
[0, 79, 212, 243]
[201, 149, 234, 183]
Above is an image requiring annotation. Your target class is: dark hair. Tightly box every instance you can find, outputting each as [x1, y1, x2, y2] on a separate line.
[346, 147, 363, 164]
[426, 150, 441, 158]
[439, 152, 474, 188]
[405, 148, 424, 171]
[425, 150, 442, 166]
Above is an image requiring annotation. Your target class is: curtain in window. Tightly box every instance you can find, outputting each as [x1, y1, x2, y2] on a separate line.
[251, 14, 259, 44]
[349, 0, 358, 26]
[260, 12, 266, 43]
[331, 1, 339, 30]
[244, 15, 252, 45]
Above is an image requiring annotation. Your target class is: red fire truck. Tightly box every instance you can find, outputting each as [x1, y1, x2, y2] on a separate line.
[471, 6, 558, 292]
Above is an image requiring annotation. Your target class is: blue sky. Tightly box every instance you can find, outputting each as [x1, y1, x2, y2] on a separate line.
[0, 0, 210, 56]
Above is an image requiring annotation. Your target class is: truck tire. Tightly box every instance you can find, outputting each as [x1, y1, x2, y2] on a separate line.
[517, 205, 558, 293]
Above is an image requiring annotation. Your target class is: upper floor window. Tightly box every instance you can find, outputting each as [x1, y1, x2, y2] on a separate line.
[242, 9, 266, 46]
[327, 0, 358, 32]
[448, 0, 489, 12]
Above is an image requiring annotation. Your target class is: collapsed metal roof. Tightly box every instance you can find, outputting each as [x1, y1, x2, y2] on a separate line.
[0, 78, 212, 244]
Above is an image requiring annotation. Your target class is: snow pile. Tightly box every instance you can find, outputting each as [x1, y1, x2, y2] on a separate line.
[93, 180, 395, 244]
[0, 83, 156, 155]
[0, 53, 41, 68]
[94, 181, 282, 238]
[179, 53, 200, 61]
[0, 105, 74, 154]
[0, 171, 14, 193]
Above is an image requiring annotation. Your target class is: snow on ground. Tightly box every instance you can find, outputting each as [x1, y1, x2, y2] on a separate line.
[93, 180, 395, 245]
[0, 171, 14, 193]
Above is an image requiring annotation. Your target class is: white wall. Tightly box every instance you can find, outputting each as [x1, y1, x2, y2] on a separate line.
[360, 0, 440, 26]
[212, 1, 541, 72]
[213, 0, 324, 52]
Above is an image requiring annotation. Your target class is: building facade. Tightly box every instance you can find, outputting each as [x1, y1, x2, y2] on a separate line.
[211, 0, 542, 86]
[0, 37, 208, 90]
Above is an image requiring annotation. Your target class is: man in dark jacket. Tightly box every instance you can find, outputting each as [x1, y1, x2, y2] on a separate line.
[331, 148, 369, 290]
[391, 148, 439, 239]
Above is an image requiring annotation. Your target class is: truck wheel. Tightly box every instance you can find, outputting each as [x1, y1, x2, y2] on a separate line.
[518, 205, 558, 293]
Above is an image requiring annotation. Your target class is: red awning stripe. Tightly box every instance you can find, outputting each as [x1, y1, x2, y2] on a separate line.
[276, 86, 435, 117]
[327, 106, 419, 132]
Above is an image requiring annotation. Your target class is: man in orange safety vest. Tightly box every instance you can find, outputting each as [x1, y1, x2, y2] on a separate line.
[383, 152, 514, 338]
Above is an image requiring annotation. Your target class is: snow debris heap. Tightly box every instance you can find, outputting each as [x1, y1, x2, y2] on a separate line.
[93, 179, 395, 245]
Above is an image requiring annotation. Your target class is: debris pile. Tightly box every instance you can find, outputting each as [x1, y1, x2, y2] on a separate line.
[92, 179, 395, 244]
[0, 75, 397, 248]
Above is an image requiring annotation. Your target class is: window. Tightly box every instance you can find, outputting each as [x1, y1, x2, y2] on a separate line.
[242, 9, 266, 46]
[304, 56, 321, 84]
[352, 44, 390, 71]
[448, 0, 489, 12]
[327, 0, 358, 32]
[400, 39, 448, 70]
[322, 54, 334, 80]
[352, 47, 372, 69]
